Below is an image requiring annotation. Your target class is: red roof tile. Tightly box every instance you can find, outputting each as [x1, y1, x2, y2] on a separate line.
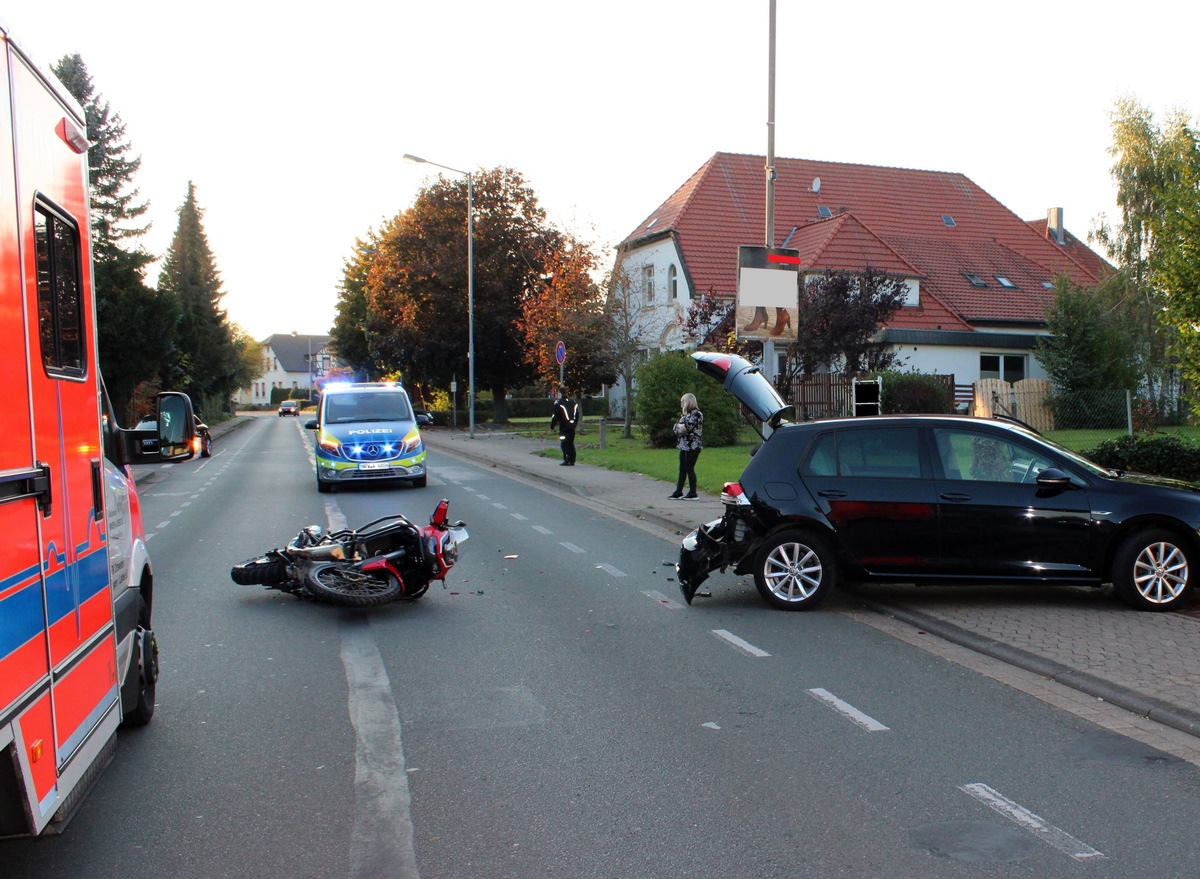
[621, 152, 1110, 328]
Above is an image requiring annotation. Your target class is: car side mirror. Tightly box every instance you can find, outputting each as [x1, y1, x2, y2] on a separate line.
[416, 412, 433, 426]
[1035, 468, 1073, 487]
[305, 419, 318, 430]
[156, 392, 197, 460]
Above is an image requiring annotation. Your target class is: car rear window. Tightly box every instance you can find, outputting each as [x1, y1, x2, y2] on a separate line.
[802, 427, 922, 479]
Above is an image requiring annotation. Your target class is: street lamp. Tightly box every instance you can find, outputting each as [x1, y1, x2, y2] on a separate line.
[403, 152, 475, 439]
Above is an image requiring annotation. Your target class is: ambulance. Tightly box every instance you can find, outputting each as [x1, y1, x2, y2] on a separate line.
[1, 22, 196, 836]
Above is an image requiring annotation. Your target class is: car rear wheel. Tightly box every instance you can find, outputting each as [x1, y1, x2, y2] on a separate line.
[753, 530, 836, 611]
[1113, 528, 1193, 611]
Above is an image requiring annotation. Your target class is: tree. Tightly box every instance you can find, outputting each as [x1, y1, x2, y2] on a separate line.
[787, 268, 908, 379]
[1036, 276, 1146, 393]
[604, 261, 671, 438]
[52, 54, 169, 421]
[1093, 98, 1199, 397]
[517, 235, 616, 393]
[361, 167, 565, 422]
[330, 234, 380, 380]
[158, 182, 241, 412]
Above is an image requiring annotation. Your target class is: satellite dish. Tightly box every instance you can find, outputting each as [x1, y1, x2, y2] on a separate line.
[812, 177, 821, 193]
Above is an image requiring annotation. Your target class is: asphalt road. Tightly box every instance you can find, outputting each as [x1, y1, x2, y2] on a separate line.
[5, 416, 1200, 877]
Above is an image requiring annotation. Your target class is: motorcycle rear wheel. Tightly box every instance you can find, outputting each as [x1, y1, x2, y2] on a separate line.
[303, 562, 403, 607]
[231, 555, 289, 586]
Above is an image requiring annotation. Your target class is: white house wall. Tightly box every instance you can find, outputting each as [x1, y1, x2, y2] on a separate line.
[889, 341, 1050, 384]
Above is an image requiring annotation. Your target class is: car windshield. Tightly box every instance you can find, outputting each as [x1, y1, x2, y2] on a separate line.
[324, 393, 413, 423]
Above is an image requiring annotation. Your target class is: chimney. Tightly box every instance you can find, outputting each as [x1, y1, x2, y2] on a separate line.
[1047, 207, 1065, 245]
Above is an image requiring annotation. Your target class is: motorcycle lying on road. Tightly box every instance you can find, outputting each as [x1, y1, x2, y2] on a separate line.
[230, 499, 467, 607]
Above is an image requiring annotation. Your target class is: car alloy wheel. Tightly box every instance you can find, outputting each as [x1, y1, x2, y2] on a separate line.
[1114, 528, 1193, 611]
[753, 530, 836, 611]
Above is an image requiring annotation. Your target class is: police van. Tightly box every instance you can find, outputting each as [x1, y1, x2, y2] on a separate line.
[1, 21, 196, 836]
[306, 382, 432, 491]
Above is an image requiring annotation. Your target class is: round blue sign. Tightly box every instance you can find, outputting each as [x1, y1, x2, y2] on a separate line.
[555, 341, 566, 364]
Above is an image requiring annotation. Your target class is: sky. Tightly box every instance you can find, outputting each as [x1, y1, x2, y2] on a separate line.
[8, 1, 1197, 340]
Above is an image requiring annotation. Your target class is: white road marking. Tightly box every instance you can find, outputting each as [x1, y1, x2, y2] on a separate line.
[532, 525, 553, 535]
[341, 619, 420, 879]
[711, 629, 771, 657]
[492, 502, 507, 509]
[595, 563, 627, 577]
[807, 688, 889, 732]
[959, 783, 1105, 861]
[477, 494, 490, 501]
[702, 722, 721, 730]
[155, 521, 172, 529]
[510, 513, 528, 521]
[560, 542, 585, 554]
[642, 590, 683, 609]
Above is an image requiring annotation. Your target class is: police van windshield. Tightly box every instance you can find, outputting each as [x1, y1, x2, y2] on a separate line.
[324, 392, 413, 424]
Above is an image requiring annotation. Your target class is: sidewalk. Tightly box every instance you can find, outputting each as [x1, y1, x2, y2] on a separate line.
[423, 425, 1200, 742]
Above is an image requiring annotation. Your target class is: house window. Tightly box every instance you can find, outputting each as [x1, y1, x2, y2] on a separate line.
[34, 200, 86, 377]
[643, 265, 655, 302]
[980, 354, 1025, 384]
[668, 265, 678, 300]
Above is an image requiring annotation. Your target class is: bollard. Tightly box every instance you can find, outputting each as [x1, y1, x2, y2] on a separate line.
[599, 417, 607, 449]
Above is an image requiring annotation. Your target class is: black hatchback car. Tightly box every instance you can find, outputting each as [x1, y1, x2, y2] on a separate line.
[677, 352, 1200, 613]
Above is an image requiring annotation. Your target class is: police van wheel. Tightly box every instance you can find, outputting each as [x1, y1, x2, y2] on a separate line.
[411, 474, 427, 488]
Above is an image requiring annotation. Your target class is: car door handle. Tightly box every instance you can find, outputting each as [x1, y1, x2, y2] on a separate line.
[817, 490, 847, 498]
[940, 492, 973, 502]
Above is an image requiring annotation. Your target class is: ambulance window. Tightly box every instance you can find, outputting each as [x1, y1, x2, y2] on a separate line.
[34, 201, 86, 377]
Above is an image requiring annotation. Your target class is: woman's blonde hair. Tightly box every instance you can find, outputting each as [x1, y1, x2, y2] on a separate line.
[681, 393, 698, 413]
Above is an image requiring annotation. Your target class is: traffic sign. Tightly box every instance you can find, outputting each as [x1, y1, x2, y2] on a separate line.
[555, 340, 566, 364]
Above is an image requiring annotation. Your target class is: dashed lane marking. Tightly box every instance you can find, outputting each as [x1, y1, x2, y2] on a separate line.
[711, 629, 770, 658]
[959, 783, 1104, 861]
[807, 688, 889, 732]
[643, 590, 683, 609]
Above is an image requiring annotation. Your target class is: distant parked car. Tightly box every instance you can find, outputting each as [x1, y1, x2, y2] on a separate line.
[279, 400, 300, 417]
[677, 352, 1200, 613]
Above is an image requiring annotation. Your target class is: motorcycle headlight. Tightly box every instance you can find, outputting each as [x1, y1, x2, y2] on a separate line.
[439, 531, 459, 566]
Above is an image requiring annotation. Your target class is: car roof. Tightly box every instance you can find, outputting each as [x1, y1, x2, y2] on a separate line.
[779, 413, 1041, 437]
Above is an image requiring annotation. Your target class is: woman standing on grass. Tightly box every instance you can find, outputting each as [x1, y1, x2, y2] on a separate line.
[670, 393, 704, 499]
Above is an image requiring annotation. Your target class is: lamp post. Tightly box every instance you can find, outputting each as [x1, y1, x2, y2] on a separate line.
[403, 153, 475, 439]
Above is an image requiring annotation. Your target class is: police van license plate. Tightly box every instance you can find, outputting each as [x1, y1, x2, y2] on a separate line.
[359, 462, 391, 471]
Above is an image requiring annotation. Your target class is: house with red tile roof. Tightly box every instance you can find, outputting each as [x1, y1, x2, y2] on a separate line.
[614, 151, 1111, 399]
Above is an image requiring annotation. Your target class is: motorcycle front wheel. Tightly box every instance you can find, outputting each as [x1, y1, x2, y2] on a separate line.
[303, 562, 403, 607]
[231, 555, 289, 586]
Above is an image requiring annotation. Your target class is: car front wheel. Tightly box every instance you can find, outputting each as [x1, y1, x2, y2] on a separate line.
[1113, 529, 1194, 611]
[753, 529, 836, 611]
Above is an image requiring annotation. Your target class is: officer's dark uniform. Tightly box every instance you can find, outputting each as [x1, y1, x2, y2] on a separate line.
[550, 391, 580, 465]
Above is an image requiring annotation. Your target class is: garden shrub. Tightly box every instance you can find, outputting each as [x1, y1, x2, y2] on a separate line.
[879, 371, 953, 414]
[633, 351, 742, 448]
[1083, 433, 1200, 483]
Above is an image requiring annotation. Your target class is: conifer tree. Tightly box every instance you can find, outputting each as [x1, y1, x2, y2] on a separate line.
[52, 54, 174, 421]
[158, 182, 244, 412]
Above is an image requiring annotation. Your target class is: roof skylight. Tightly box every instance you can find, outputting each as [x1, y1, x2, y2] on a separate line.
[964, 273, 988, 288]
[995, 275, 1016, 288]
[817, 205, 833, 219]
[942, 215, 956, 227]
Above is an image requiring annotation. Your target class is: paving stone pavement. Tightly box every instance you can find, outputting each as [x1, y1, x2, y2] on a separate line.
[421, 423, 1200, 744]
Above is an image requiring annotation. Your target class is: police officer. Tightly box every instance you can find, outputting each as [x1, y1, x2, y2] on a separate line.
[550, 387, 580, 465]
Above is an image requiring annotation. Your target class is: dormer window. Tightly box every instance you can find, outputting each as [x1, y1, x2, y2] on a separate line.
[964, 272, 987, 287]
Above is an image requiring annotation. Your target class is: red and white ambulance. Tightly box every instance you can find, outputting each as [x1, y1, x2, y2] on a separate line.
[1, 22, 195, 836]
